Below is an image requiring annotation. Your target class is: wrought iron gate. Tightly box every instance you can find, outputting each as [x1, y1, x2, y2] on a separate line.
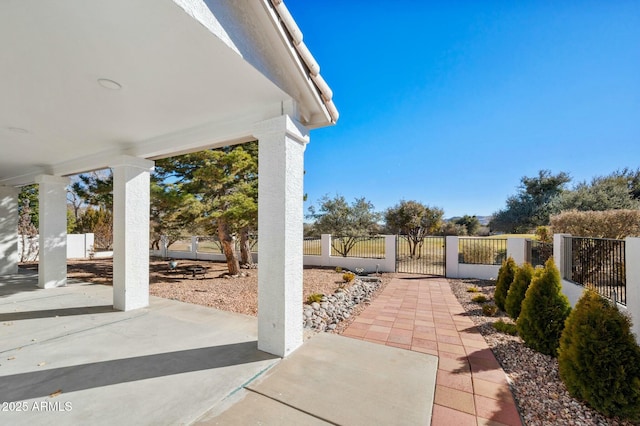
[396, 235, 446, 275]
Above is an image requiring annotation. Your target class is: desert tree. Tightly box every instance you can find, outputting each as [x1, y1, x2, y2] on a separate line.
[455, 215, 481, 235]
[490, 170, 571, 233]
[384, 200, 443, 258]
[307, 195, 381, 257]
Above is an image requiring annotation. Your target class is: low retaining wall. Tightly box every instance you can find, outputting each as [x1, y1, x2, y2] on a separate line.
[445, 236, 527, 280]
[153, 234, 396, 273]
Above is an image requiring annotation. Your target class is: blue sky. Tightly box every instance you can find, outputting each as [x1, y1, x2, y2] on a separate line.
[286, 1, 640, 218]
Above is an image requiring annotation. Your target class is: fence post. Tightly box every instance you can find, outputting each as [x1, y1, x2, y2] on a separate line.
[161, 235, 168, 259]
[507, 238, 527, 265]
[321, 234, 331, 266]
[191, 236, 199, 259]
[625, 237, 640, 343]
[85, 233, 95, 258]
[384, 235, 396, 272]
[445, 236, 459, 278]
[554, 233, 571, 278]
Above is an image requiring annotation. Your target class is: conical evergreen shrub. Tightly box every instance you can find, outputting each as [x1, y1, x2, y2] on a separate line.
[558, 290, 640, 421]
[494, 256, 517, 311]
[516, 258, 571, 356]
[505, 263, 535, 320]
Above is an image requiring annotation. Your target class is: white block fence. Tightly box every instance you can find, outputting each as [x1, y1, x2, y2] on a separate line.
[150, 232, 639, 341]
[302, 234, 396, 272]
[18, 233, 103, 261]
[445, 236, 528, 280]
[150, 234, 397, 272]
[150, 236, 246, 263]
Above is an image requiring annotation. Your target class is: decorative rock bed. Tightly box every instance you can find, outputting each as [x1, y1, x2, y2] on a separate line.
[303, 277, 382, 332]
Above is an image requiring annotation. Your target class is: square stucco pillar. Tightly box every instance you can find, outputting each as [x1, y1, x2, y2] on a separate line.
[507, 238, 527, 265]
[0, 186, 19, 275]
[255, 115, 309, 357]
[111, 156, 154, 311]
[35, 175, 69, 288]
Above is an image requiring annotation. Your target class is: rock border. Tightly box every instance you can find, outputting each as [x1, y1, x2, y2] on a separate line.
[303, 277, 382, 332]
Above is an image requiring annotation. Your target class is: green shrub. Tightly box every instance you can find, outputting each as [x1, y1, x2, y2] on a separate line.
[466, 286, 480, 293]
[550, 209, 640, 239]
[306, 293, 323, 304]
[558, 291, 640, 421]
[535, 225, 552, 243]
[472, 294, 488, 303]
[335, 266, 343, 273]
[461, 245, 495, 264]
[505, 263, 535, 320]
[494, 257, 517, 311]
[516, 258, 571, 356]
[493, 319, 518, 335]
[482, 304, 498, 316]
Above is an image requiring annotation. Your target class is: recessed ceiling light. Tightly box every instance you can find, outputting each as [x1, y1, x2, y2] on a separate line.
[7, 127, 29, 134]
[98, 78, 122, 90]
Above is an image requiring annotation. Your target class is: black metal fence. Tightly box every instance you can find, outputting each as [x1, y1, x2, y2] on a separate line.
[396, 235, 446, 275]
[330, 236, 385, 258]
[458, 237, 507, 265]
[563, 236, 626, 305]
[527, 240, 554, 268]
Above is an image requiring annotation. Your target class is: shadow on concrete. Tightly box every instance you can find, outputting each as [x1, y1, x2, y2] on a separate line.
[0, 341, 277, 403]
[392, 274, 445, 280]
[0, 305, 116, 321]
[0, 272, 40, 298]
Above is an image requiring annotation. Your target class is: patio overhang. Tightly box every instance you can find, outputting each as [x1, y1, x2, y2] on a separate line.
[0, 0, 336, 187]
[0, 0, 337, 357]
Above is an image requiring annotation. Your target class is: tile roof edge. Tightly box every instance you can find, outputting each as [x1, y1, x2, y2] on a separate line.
[269, 0, 339, 124]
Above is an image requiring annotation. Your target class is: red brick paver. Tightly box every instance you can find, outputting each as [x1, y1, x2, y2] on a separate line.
[343, 276, 523, 426]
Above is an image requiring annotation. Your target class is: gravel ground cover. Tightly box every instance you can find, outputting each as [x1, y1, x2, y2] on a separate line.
[65, 258, 392, 317]
[448, 277, 635, 426]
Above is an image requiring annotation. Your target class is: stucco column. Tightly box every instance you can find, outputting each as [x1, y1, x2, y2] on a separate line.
[35, 175, 69, 288]
[384, 235, 397, 273]
[445, 236, 459, 278]
[320, 234, 332, 265]
[254, 115, 309, 357]
[554, 233, 571, 279]
[0, 186, 19, 275]
[111, 156, 154, 311]
[507, 238, 527, 265]
[624, 237, 640, 343]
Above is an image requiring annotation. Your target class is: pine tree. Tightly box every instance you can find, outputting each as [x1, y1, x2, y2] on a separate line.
[494, 256, 517, 311]
[559, 291, 640, 421]
[516, 258, 571, 356]
[505, 263, 535, 320]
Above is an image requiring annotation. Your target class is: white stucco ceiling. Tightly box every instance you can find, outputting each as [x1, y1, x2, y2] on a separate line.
[0, 0, 332, 187]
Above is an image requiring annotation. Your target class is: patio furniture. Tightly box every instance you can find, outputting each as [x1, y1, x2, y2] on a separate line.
[184, 266, 207, 279]
[167, 260, 179, 273]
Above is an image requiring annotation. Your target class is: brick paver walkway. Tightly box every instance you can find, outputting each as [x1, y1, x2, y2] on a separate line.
[342, 275, 523, 426]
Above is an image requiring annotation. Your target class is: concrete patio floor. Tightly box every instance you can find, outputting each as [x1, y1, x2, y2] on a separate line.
[0, 271, 437, 425]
